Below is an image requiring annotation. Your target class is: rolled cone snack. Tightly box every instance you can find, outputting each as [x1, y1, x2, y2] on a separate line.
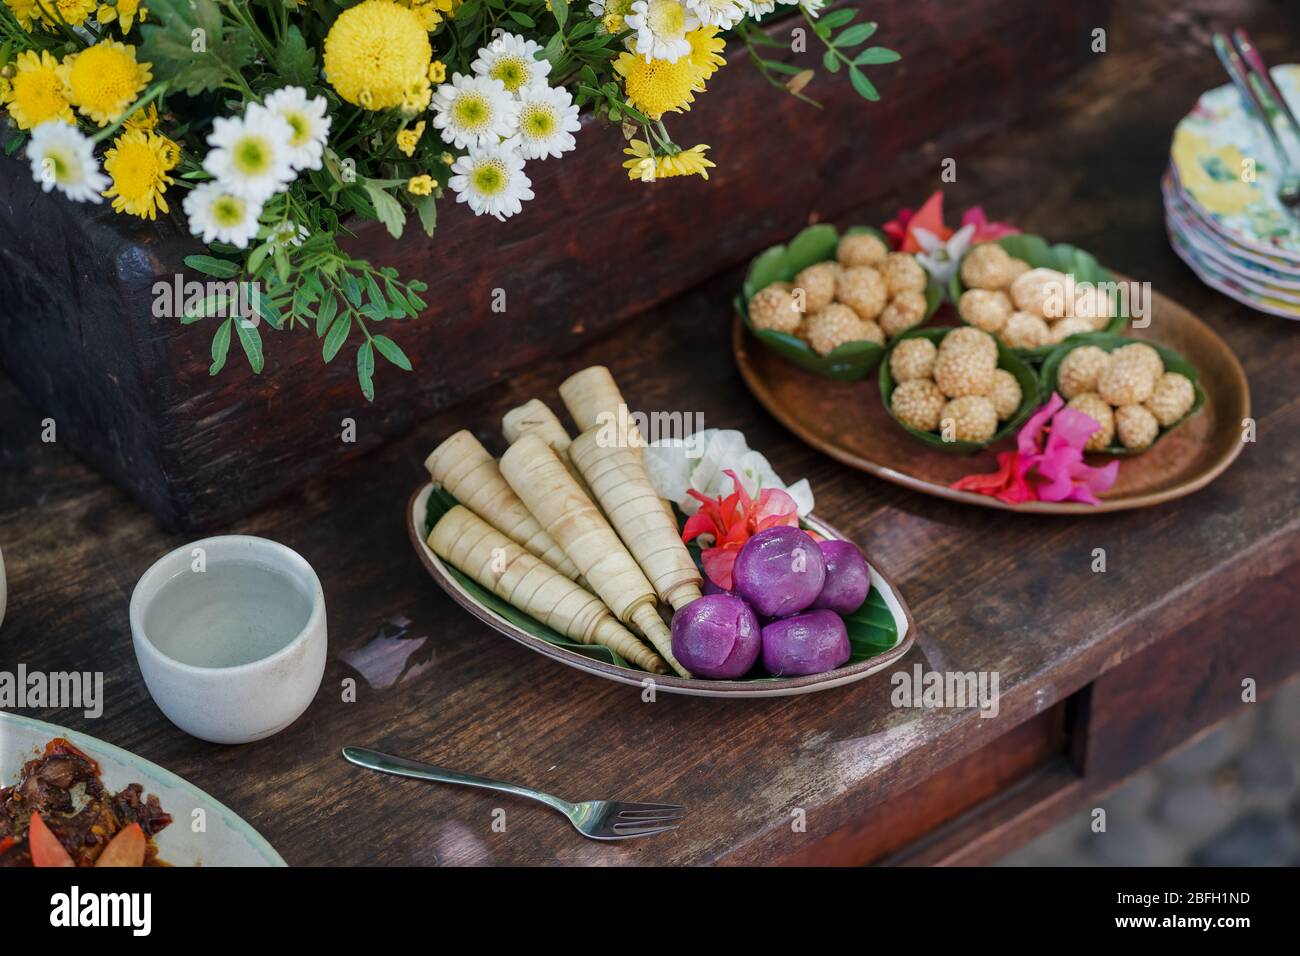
[570, 426, 702, 612]
[500, 434, 691, 678]
[559, 366, 642, 452]
[501, 399, 587, 490]
[430, 506, 668, 674]
[425, 430, 581, 581]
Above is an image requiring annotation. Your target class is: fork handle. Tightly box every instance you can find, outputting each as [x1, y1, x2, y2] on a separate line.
[342, 747, 571, 814]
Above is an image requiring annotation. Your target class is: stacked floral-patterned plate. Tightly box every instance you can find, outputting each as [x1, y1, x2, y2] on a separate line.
[1165, 64, 1300, 319]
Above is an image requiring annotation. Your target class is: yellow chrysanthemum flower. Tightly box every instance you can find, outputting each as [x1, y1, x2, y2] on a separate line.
[428, 60, 447, 84]
[60, 40, 151, 127]
[97, 0, 147, 33]
[688, 26, 726, 80]
[324, 0, 432, 110]
[614, 41, 706, 120]
[622, 140, 714, 182]
[122, 101, 159, 133]
[2, 0, 42, 31]
[102, 128, 177, 219]
[595, 0, 633, 34]
[407, 174, 436, 195]
[4, 50, 74, 130]
[396, 120, 425, 157]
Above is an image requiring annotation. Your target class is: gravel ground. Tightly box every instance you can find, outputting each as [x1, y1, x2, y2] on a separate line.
[999, 677, 1300, 867]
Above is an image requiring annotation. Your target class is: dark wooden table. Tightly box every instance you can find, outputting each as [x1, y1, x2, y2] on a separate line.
[2, 0, 1298, 866]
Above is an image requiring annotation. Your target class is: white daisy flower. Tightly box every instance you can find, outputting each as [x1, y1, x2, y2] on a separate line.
[588, 0, 634, 32]
[515, 85, 580, 160]
[449, 138, 533, 221]
[26, 121, 108, 203]
[431, 73, 519, 150]
[800, 0, 825, 15]
[684, 0, 745, 29]
[269, 220, 310, 248]
[262, 86, 331, 172]
[738, 0, 776, 16]
[203, 104, 297, 202]
[183, 182, 265, 249]
[471, 32, 551, 97]
[626, 0, 697, 63]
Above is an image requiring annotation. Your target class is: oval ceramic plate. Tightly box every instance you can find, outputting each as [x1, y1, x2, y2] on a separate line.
[732, 283, 1250, 514]
[0, 712, 285, 866]
[407, 484, 914, 698]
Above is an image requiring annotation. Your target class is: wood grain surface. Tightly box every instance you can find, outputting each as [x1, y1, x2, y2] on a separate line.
[0, 0, 1297, 866]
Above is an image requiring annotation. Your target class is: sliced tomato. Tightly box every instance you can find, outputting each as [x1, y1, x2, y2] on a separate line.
[28, 812, 75, 867]
[94, 823, 145, 867]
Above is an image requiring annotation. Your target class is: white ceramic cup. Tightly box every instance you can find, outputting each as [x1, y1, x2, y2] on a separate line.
[130, 535, 327, 745]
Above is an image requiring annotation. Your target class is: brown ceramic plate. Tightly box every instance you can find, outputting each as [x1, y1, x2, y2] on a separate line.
[407, 484, 915, 697]
[733, 285, 1250, 513]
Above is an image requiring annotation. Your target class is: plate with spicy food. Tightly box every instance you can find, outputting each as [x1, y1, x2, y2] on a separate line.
[0, 713, 284, 867]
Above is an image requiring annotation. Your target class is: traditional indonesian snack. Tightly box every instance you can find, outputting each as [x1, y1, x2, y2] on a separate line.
[747, 240, 931, 356]
[0, 738, 172, 868]
[889, 327, 1022, 443]
[958, 242, 1111, 349]
[1054, 340, 1198, 452]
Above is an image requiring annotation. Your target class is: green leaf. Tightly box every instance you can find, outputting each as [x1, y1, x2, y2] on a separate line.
[183, 293, 229, 323]
[822, 49, 841, 73]
[246, 243, 270, 277]
[819, 8, 856, 29]
[849, 65, 879, 101]
[853, 46, 901, 65]
[315, 293, 339, 337]
[341, 272, 362, 307]
[235, 318, 264, 374]
[833, 22, 878, 47]
[356, 341, 375, 402]
[363, 182, 406, 239]
[209, 318, 232, 376]
[412, 193, 437, 238]
[277, 25, 316, 85]
[508, 10, 535, 27]
[322, 313, 352, 363]
[138, 0, 253, 96]
[372, 334, 412, 371]
[184, 254, 239, 278]
[551, 0, 568, 30]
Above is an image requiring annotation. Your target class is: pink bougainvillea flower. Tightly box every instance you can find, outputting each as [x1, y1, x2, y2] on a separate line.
[960, 205, 1019, 245]
[683, 469, 800, 589]
[949, 393, 1118, 506]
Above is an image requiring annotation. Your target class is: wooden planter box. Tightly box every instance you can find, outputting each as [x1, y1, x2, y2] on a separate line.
[0, 2, 1107, 530]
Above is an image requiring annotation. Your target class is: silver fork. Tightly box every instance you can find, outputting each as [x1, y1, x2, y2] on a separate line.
[342, 747, 685, 841]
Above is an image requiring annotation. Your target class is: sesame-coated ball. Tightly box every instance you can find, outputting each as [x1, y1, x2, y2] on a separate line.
[880, 290, 929, 338]
[1098, 355, 1156, 405]
[837, 232, 888, 268]
[803, 303, 876, 356]
[1047, 316, 1094, 344]
[835, 266, 888, 321]
[940, 326, 999, 363]
[1057, 345, 1109, 399]
[792, 261, 838, 314]
[988, 368, 1023, 420]
[1115, 403, 1159, 451]
[959, 288, 1012, 333]
[940, 396, 999, 442]
[748, 283, 800, 334]
[889, 336, 938, 382]
[1145, 371, 1195, 426]
[1001, 311, 1050, 349]
[1067, 393, 1116, 451]
[1111, 342, 1164, 381]
[934, 347, 996, 399]
[960, 243, 1016, 291]
[1010, 267, 1068, 318]
[891, 379, 946, 432]
[882, 252, 928, 297]
[1073, 287, 1113, 330]
[1006, 257, 1031, 281]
